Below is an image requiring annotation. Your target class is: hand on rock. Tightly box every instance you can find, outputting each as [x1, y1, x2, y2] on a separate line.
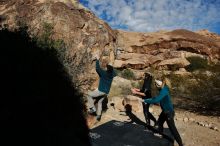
[92, 52, 100, 61]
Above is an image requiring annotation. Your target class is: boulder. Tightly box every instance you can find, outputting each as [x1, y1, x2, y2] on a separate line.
[0, 0, 116, 91]
[122, 95, 143, 113]
[113, 60, 125, 68]
[116, 29, 220, 70]
[1, 0, 220, 92]
[109, 96, 124, 111]
[157, 58, 190, 69]
[108, 76, 132, 97]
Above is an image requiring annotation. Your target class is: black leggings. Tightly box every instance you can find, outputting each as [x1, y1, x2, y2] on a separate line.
[156, 111, 183, 146]
[142, 102, 156, 125]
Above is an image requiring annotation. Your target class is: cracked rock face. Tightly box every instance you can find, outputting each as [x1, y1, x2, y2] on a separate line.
[1, 0, 220, 90]
[115, 29, 220, 70]
[0, 0, 117, 90]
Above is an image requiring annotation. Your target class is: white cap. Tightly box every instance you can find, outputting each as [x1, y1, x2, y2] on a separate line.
[108, 62, 113, 66]
[155, 79, 162, 87]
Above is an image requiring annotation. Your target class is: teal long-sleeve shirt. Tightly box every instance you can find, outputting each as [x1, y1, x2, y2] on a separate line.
[144, 85, 174, 112]
[96, 60, 116, 94]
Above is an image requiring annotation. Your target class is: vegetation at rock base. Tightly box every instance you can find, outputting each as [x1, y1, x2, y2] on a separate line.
[36, 22, 67, 59]
[115, 61, 220, 115]
[131, 80, 144, 89]
[186, 56, 209, 72]
[120, 68, 135, 80]
[167, 63, 220, 115]
[30, 22, 79, 82]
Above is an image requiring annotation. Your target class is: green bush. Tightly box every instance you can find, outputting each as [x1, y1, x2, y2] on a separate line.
[36, 23, 52, 48]
[121, 69, 135, 80]
[114, 69, 122, 76]
[36, 22, 69, 61]
[186, 56, 209, 72]
[131, 80, 143, 89]
[209, 62, 220, 73]
[167, 71, 220, 112]
[189, 72, 220, 110]
[33, 22, 78, 80]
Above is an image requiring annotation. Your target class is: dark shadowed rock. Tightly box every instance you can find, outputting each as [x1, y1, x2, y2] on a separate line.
[0, 28, 91, 146]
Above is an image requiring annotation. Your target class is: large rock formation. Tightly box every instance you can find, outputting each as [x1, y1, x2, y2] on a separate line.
[1, 0, 220, 91]
[115, 29, 220, 70]
[0, 0, 116, 91]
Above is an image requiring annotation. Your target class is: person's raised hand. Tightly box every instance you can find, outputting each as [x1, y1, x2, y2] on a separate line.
[131, 88, 137, 94]
[91, 52, 100, 61]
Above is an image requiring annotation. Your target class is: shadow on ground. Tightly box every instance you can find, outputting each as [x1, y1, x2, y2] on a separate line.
[90, 120, 173, 146]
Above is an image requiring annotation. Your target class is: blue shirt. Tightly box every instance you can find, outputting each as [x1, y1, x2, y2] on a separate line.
[144, 85, 174, 112]
[96, 60, 116, 94]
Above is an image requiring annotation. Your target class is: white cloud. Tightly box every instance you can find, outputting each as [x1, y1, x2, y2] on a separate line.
[80, 0, 220, 32]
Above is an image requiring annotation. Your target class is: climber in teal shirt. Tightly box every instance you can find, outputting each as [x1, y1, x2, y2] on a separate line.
[143, 78, 183, 146]
[96, 60, 116, 94]
[87, 54, 116, 121]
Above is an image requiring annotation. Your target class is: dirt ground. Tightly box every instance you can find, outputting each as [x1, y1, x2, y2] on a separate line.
[89, 105, 220, 146]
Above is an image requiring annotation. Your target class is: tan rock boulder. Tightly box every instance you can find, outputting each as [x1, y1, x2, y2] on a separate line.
[173, 71, 191, 76]
[124, 59, 148, 69]
[113, 60, 126, 68]
[157, 58, 190, 69]
[179, 68, 187, 72]
[109, 95, 144, 113]
[114, 59, 147, 69]
[109, 96, 124, 111]
[114, 53, 164, 69]
[122, 95, 143, 113]
[196, 29, 220, 42]
[108, 76, 132, 97]
[116, 29, 220, 70]
[0, 0, 116, 91]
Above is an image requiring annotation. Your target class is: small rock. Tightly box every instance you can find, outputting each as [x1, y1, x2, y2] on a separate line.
[205, 124, 209, 128]
[198, 122, 205, 127]
[189, 118, 195, 122]
[183, 117, 189, 122]
[149, 107, 153, 113]
[210, 126, 218, 131]
[176, 117, 183, 121]
[179, 68, 186, 72]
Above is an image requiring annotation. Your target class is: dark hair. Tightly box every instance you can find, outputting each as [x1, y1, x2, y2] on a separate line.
[144, 72, 151, 78]
[107, 64, 113, 73]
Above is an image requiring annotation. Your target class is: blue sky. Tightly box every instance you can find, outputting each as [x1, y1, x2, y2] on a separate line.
[79, 0, 220, 34]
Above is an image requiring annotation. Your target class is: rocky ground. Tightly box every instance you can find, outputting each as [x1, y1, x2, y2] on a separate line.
[88, 104, 220, 146]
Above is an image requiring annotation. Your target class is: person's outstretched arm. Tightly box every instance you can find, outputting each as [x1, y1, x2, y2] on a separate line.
[131, 89, 146, 97]
[144, 88, 167, 104]
[96, 60, 105, 77]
